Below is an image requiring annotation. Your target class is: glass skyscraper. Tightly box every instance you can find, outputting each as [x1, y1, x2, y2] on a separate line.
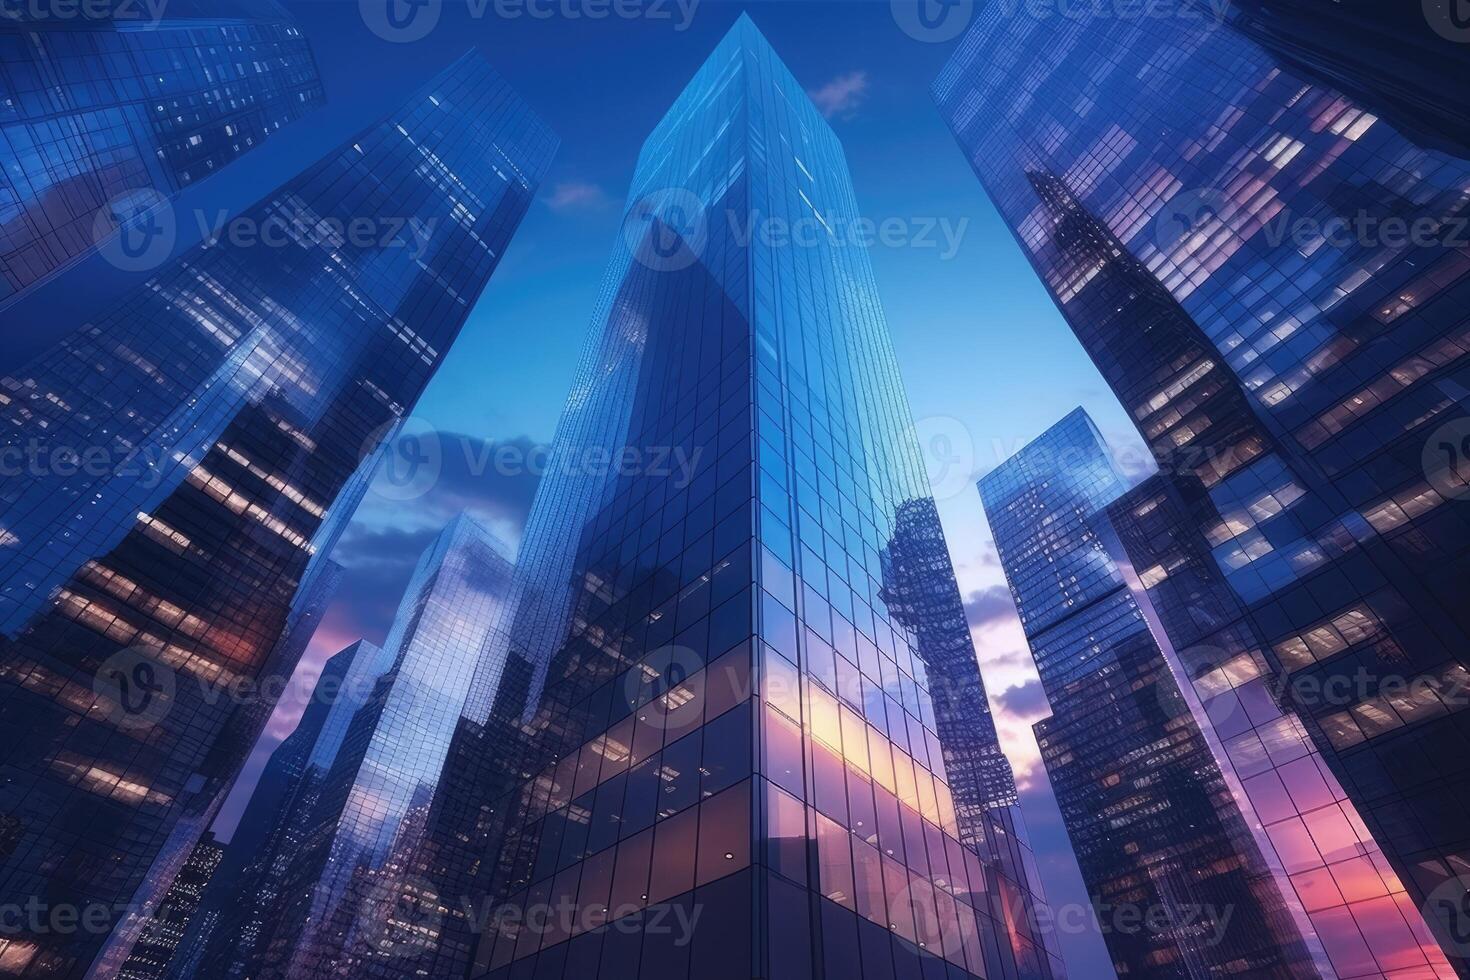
[249, 514, 519, 980]
[0, 0, 325, 307]
[937, 5, 1470, 974]
[113, 830, 224, 980]
[981, 408, 1452, 978]
[177, 638, 369, 980]
[0, 52, 555, 978]
[469, 16, 1063, 980]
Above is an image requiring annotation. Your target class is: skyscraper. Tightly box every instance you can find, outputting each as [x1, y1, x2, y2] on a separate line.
[981, 408, 1452, 977]
[937, 5, 1470, 973]
[253, 515, 519, 980]
[112, 832, 224, 980]
[161, 638, 369, 980]
[0, 52, 555, 978]
[0, 0, 325, 307]
[469, 16, 1063, 980]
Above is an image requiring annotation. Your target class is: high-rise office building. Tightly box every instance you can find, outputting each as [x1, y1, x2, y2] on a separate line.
[112, 832, 224, 980]
[0, 52, 555, 978]
[937, 5, 1470, 973]
[981, 408, 1452, 977]
[163, 638, 368, 980]
[468, 17, 1063, 980]
[404, 645, 539, 980]
[0, 0, 325, 307]
[252, 515, 518, 980]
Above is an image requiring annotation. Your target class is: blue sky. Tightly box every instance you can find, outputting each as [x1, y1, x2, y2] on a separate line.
[179, 2, 1154, 973]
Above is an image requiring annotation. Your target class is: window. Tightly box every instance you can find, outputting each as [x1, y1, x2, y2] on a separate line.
[765, 783, 808, 886]
[696, 779, 750, 886]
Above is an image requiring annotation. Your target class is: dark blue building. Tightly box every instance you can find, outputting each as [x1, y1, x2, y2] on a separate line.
[468, 16, 1064, 980]
[937, 4, 1470, 974]
[112, 830, 224, 980]
[0, 51, 554, 978]
[1208, 0, 1470, 158]
[0, 0, 324, 307]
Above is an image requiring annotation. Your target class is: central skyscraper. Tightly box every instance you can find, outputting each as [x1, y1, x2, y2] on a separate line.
[470, 16, 1063, 980]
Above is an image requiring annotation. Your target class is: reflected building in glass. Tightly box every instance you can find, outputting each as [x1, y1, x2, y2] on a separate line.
[469, 16, 1064, 980]
[0, 52, 555, 978]
[252, 515, 519, 980]
[937, 5, 1470, 975]
[0, 0, 325, 307]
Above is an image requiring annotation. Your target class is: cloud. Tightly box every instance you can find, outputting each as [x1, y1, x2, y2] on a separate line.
[987, 693, 1047, 790]
[969, 540, 1003, 569]
[963, 584, 1017, 630]
[324, 431, 545, 642]
[324, 525, 443, 642]
[544, 181, 611, 213]
[980, 646, 1035, 675]
[987, 676, 1053, 790]
[993, 678, 1050, 720]
[354, 430, 542, 527]
[807, 71, 869, 120]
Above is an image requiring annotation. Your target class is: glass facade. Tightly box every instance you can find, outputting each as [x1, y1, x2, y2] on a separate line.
[468, 16, 1063, 980]
[250, 515, 518, 980]
[85, 548, 346, 980]
[0, 0, 325, 307]
[936, 5, 1470, 975]
[0, 52, 555, 978]
[1207, 1, 1470, 159]
[981, 408, 1383, 977]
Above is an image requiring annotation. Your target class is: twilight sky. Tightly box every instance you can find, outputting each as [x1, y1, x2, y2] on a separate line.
[171, 2, 1156, 973]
